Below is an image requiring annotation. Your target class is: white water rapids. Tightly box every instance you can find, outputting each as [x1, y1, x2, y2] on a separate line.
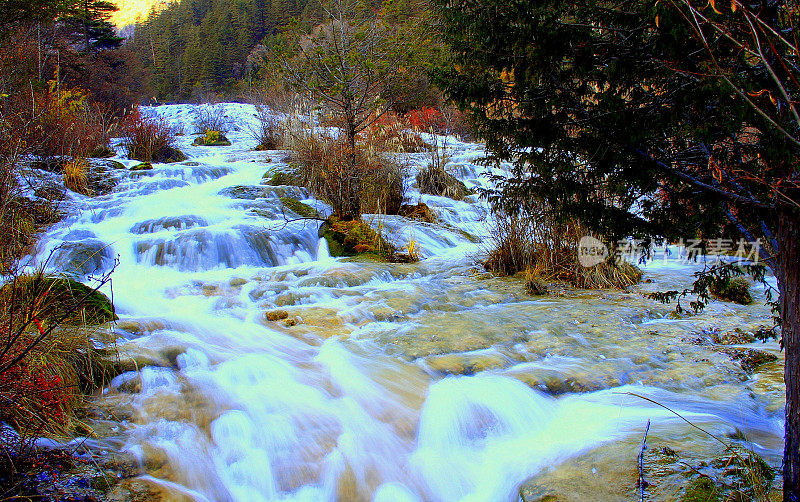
[30, 104, 784, 501]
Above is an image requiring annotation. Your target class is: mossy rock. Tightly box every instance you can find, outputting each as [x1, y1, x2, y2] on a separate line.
[682, 477, 723, 502]
[86, 146, 116, 158]
[280, 197, 318, 218]
[193, 130, 232, 147]
[319, 217, 394, 260]
[710, 277, 753, 305]
[723, 347, 778, 373]
[0, 276, 116, 326]
[130, 162, 153, 171]
[264, 170, 301, 187]
[131, 146, 186, 164]
[158, 146, 187, 163]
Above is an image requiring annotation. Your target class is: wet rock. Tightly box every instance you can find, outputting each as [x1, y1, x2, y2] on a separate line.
[275, 292, 300, 307]
[114, 320, 167, 337]
[525, 276, 549, 296]
[723, 347, 778, 373]
[107, 479, 166, 502]
[229, 277, 247, 287]
[711, 328, 756, 345]
[519, 483, 567, 502]
[98, 453, 143, 478]
[265, 309, 290, 321]
[110, 346, 171, 373]
[130, 162, 153, 171]
[399, 202, 436, 223]
[425, 352, 510, 375]
[280, 197, 318, 218]
[50, 239, 116, 276]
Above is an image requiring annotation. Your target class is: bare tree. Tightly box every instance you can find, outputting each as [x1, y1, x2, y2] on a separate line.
[271, 0, 414, 219]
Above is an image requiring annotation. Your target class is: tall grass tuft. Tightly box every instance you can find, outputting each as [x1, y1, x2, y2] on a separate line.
[62, 158, 90, 195]
[285, 119, 406, 219]
[485, 210, 642, 290]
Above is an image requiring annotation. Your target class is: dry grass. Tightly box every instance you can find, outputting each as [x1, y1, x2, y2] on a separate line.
[63, 158, 90, 195]
[287, 126, 406, 219]
[485, 210, 642, 290]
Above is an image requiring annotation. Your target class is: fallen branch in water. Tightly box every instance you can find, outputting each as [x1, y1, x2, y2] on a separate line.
[638, 419, 650, 501]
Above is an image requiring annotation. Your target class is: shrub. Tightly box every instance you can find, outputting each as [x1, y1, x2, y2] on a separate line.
[62, 158, 90, 195]
[193, 104, 228, 134]
[0, 271, 116, 440]
[359, 111, 428, 153]
[250, 105, 285, 150]
[1, 82, 116, 160]
[289, 132, 406, 220]
[710, 277, 753, 305]
[121, 108, 185, 163]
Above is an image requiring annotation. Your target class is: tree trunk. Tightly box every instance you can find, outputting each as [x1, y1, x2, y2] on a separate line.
[343, 109, 360, 221]
[781, 209, 800, 502]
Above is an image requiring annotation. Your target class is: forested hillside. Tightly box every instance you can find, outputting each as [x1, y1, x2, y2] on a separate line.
[127, 0, 422, 100]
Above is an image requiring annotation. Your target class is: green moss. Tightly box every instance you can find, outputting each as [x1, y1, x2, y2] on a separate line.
[264, 170, 300, 186]
[280, 197, 318, 218]
[0, 276, 117, 326]
[130, 162, 153, 171]
[682, 478, 723, 502]
[710, 277, 753, 304]
[193, 130, 232, 146]
[320, 217, 394, 260]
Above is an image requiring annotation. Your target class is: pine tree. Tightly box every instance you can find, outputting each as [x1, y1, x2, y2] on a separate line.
[434, 1, 800, 498]
[66, 0, 123, 51]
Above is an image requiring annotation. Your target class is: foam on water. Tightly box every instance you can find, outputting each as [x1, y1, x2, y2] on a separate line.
[27, 104, 783, 501]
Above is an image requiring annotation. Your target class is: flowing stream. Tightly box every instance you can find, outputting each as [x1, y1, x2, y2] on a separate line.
[32, 104, 784, 501]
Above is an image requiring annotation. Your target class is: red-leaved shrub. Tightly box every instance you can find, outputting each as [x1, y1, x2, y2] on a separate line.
[121, 108, 185, 163]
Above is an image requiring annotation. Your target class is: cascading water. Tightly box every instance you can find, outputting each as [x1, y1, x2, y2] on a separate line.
[31, 104, 784, 501]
